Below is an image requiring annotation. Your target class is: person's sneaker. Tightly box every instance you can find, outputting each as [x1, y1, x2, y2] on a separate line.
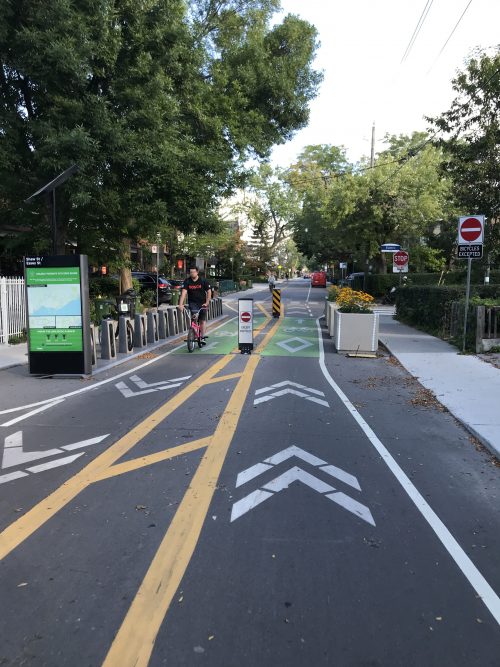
[200, 340, 207, 346]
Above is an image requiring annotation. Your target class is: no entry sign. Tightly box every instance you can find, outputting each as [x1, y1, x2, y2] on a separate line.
[238, 298, 253, 353]
[458, 215, 484, 244]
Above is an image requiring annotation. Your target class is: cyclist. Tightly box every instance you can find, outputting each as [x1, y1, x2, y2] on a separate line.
[179, 266, 212, 344]
[268, 272, 276, 292]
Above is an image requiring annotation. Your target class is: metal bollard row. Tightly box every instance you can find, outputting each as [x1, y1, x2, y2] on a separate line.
[95, 297, 224, 362]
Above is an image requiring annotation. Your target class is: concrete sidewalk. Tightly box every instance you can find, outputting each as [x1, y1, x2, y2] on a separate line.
[379, 316, 500, 459]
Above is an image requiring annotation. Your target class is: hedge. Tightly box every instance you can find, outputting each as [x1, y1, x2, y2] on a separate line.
[395, 284, 500, 336]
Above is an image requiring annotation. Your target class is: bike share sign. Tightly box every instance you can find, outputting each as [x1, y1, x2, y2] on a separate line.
[238, 298, 253, 354]
[24, 255, 92, 375]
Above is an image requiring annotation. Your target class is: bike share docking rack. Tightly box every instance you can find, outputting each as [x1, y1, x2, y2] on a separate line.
[96, 297, 224, 365]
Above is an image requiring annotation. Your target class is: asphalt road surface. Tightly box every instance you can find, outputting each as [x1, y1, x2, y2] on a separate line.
[1, 279, 500, 666]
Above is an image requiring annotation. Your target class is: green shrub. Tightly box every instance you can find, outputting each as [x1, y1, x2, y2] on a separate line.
[395, 284, 500, 335]
[89, 276, 119, 298]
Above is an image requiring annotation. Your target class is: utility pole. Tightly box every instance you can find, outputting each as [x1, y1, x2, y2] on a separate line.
[370, 122, 375, 169]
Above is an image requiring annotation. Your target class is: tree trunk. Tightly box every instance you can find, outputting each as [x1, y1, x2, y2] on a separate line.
[120, 267, 133, 294]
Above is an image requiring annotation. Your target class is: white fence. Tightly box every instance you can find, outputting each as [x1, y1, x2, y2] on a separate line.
[0, 277, 26, 344]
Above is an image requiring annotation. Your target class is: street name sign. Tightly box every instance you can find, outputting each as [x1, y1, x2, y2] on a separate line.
[380, 243, 400, 252]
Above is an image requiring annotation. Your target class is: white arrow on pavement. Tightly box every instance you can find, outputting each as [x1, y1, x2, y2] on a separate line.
[254, 381, 328, 407]
[130, 375, 191, 390]
[1, 432, 109, 481]
[116, 374, 191, 398]
[231, 465, 375, 525]
[2, 431, 62, 469]
[201, 342, 220, 351]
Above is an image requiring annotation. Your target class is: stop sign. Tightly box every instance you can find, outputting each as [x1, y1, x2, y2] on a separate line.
[393, 250, 409, 267]
[241, 311, 251, 322]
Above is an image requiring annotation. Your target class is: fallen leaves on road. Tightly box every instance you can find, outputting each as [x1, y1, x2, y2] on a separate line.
[469, 435, 500, 467]
[409, 388, 446, 411]
[137, 352, 159, 360]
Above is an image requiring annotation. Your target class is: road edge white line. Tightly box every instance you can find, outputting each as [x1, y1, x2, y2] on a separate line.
[315, 316, 500, 627]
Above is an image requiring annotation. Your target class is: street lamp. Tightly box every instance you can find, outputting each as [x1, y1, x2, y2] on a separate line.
[230, 256, 234, 282]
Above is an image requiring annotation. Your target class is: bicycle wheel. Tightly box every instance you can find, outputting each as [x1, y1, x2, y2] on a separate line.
[187, 327, 195, 353]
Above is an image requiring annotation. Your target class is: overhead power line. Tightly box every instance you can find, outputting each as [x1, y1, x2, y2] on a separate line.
[400, 0, 434, 64]
[427, 0, 474, 74]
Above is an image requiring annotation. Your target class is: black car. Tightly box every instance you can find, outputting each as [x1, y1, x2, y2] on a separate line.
[131, 272, 173, 304]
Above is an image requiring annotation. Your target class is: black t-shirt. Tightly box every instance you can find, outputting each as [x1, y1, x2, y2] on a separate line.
[182, 277, 211, 306]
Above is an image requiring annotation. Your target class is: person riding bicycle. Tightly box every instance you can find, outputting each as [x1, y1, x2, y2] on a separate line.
[268, 272, 276, 292]
[179, 266, 212, 344]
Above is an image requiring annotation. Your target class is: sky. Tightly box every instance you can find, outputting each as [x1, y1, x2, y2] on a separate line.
[270, 0, 500, 167]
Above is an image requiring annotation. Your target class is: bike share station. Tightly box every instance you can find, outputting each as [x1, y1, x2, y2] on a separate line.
[24, 254, 93, 376]
[238, 298, 254, 354]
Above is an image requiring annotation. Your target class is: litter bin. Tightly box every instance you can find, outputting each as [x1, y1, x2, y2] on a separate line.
[116, 289, 137, 319]
[170, 290, 180, 306]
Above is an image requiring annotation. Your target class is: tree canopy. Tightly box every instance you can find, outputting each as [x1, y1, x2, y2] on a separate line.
[0, 0, 321, 266]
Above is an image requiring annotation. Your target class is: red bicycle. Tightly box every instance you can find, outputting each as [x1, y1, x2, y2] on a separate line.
[186, 306, 207, 352]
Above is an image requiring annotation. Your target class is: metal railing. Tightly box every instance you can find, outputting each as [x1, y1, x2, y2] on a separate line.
[0, 277, 26, 344]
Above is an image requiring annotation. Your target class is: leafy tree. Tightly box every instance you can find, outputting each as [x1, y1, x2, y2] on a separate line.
[322, 133, 452, 273]
[427, 48, 500, 266]
[237, 163, 301, 267]
[0, 0, 321, 288]
[288, 144, 352, 263]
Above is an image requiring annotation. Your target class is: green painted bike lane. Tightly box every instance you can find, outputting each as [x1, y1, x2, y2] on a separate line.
[173, 316, 266, 355]
[261, 316, 319, 357]
[173, 315, 319, 357]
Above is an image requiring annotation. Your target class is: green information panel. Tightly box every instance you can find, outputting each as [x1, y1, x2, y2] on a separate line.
[26, 266, 83, 352]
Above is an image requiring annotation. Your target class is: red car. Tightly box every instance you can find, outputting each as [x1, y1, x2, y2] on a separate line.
[311, 271, 327, 287]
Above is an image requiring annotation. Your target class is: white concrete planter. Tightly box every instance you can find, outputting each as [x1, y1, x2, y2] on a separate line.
[327, 302, 338, 337]
[333, 310, 379, 353]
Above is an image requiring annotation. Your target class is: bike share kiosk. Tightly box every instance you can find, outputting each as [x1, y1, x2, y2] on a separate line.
[24, 254, 92, 376]
[238, 297, 253, 354]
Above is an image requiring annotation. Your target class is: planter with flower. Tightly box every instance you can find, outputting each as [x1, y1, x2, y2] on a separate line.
[332, 287, 379, 353]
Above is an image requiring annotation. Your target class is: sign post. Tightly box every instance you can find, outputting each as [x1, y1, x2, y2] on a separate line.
[457, 215, 485, 352]
[24, 255, 92, 375]
[238, 298, 253, 354]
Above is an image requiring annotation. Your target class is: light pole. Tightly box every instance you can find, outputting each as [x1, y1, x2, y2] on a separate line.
[230, 257, 234, 283]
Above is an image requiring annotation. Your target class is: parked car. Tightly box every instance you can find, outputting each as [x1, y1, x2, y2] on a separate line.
[166, 279, 184, 290]
[346, 272, 365, 290]
[131, 272, 173, 304]
[311, 271, 327, 287]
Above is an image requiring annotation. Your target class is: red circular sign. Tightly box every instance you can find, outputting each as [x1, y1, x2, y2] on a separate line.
[460, 217, 482, 242]
[393, 250, 409, 267]
[241, 311, 251, 322]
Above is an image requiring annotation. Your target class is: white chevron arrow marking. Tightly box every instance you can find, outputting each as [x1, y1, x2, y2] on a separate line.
[254, 381, 329, 407]
[236, 445, 360, 490]
[130, 375, 191, 390]
[116, 374, 190, 397]
[231, 465, 375, 525]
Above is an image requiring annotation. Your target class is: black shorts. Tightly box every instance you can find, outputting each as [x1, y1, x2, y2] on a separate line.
[189, 304, 207, 321]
